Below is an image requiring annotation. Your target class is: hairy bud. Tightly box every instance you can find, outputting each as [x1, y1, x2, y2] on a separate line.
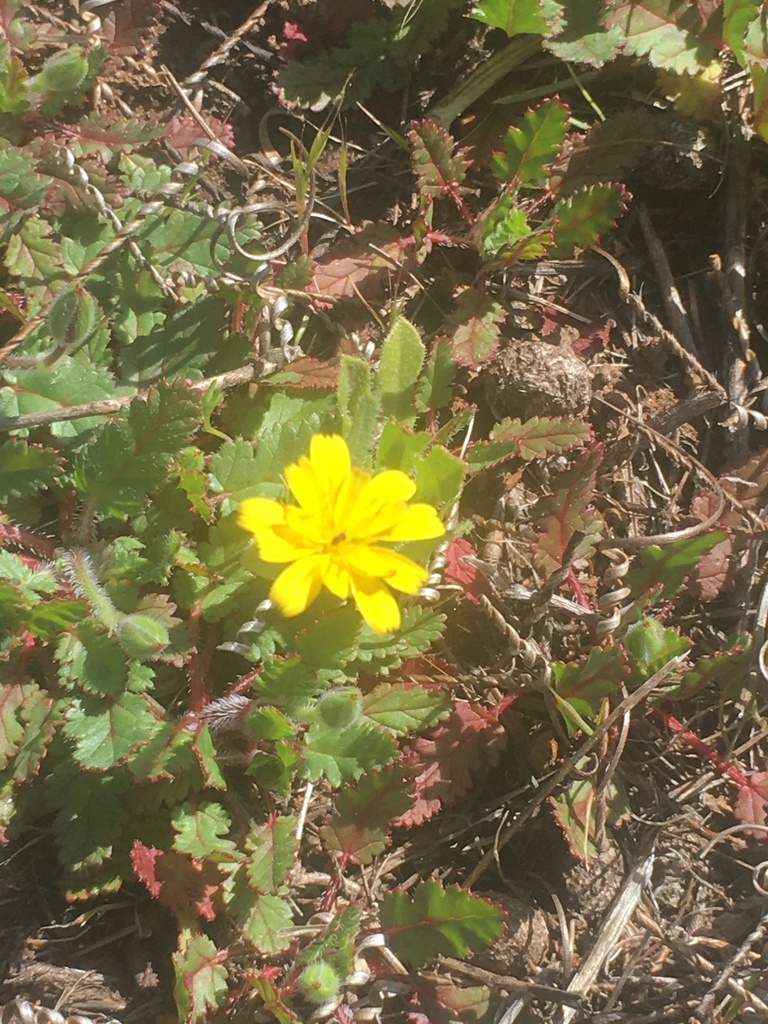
[47, 284, 98, 350]
[116, 613, 170, 661]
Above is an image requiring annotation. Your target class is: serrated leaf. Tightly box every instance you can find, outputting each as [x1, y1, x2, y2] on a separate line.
[400, 699, 511, 826]
[10, 685, 55, 783]
[298, 904, 361, 977]
[415, 338, 456, 412]
[172, 801, 236, 859]
[409, 119, 469, 199]
[0, 682, 25, 770]
[557, 109, 657, 193]
[46, 755, 130, 870]
[0, 363, 117, 437]
[622, 531, 727, 615]
[301, 718, 398, 785]
[530, 446, 604, 571]
[223, 868, 293, 953]
[414, 445, 465, 508]
[380, 879, 505, 966]
[173, 932, 228, 1024]
[471, 0, 549, 34]
[339, 607, 447, 677]
[660, 637, 750, 701]
[378, 315, 426, 422]
[622, 617, 690, 689]
[362, 682, 451, 735]
[59, 622, 132, 697]
[246, 814, 299, 893]
[321, 763, 417, 864]
[73, 382, 198, 518]
[603, 0, 716, 74]
[492, 99, 570, 185]
[549, 183, 628, 257]
[439, 286, 504, 368]
[4, 214, 60, 284]
[467, 415, 590, 468]
[254, 656, 324, 714]
[63, 691, 160, 769]
[552, 645, 629, 734]
[544, 3, 624, 65]
[550, 758, 631, 860]
[376, 422, 433, 473]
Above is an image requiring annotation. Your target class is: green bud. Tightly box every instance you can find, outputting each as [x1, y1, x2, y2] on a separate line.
[315, 687, 361, 731]
[116, 614, 170, 661]
[47, 285, 98, 350]
[39, 47, 89, 94]
[297, 962, 341, 1004]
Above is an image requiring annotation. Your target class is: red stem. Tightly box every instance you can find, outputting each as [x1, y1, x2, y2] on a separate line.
[653, 708, 750, 788]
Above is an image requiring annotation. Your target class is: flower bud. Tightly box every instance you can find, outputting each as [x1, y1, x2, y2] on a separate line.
[47, 284, 98, 350]
[38, 48, 89, 94]
[315, 688, 361, 730]
[116, 613, 170, 661]
[297, 962, 340, 1004]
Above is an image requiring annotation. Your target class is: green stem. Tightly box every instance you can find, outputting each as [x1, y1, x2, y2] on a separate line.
[65, 549, 122, 632]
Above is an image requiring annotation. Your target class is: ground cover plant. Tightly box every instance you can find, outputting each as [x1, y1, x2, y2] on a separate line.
[2, 0, 768, 1021]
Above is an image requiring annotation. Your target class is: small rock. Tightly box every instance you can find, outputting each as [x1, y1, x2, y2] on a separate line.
[484, 340, 592, 421]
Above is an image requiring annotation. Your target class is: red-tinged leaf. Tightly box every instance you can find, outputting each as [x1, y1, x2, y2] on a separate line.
[733, 772, 768, 835]
[661, 639, 751, 701]
[321, 763, 418, 864]
[0, 683, 24, 771]
[56, 112, 163, 158]
[491, 99, 570, 186]
[398, 698, 512, 827]
[603, 0, 716, 75]
[165, 114, 235, 156]
[443, 538, 490, 604]
[622, 530, 728, 620]
[409, 119, 469, 200]
[550, 761, 631, 861]
[362, 682, 451, 735]
[549, 183, 629, 257]
[266, 355, 339, 389]
[438, 287, 505, 369]
[246, 814, 299, 894]
[420, 981, 495, 1024]
[133, 841, 221, 921]
[491, 228, 552, 263]
[11, 685, 55, 783]
[380, 880, 505, 967]
[531, 445, 605, 572]
[310, 223, 416, 300]
[555, 110, 656, 194]
[131, 839, 163, 897]
[552, 646, 629, 733]
[491, 415, 591, 460]
[173, 932, 228, 1024]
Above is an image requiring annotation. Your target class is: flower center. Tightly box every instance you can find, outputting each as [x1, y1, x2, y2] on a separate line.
[330, 531, 347, 546]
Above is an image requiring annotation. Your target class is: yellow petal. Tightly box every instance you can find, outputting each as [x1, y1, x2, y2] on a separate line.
[349, 573, 401, 634]
[238, 497, 286, 536]
[285, 456, 324, 521]
[269, 556, 324, 617]
[374, 503, 445, 543]
[308, 434, 351, 502]
[284, 505, 327, 547]
[346, 545, 428, 594]
[345, 470, 416, 538]
[320, 554, 351, 600]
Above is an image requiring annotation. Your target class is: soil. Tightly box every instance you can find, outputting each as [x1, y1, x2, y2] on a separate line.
[4, 2, 768, 1023]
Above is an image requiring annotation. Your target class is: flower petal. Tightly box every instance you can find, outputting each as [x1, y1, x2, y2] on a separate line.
[285, 456, 324, 520]
[345, 470, 417, 538]
[238, 497, 285, 536]
[345, 545, 428, 594]
[349, 573, 401, 634]
[374, 503, 445, 542]
[269, 556, 324, 617]
[320, 554, 352, 600]
[308, 434, 352, 502]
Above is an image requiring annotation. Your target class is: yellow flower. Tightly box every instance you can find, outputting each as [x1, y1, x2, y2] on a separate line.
[238, 434, 445, 634]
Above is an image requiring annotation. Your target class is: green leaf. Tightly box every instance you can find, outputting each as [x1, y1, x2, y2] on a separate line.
[340, 607, 446, 676]
[471, 0, 549, 35]
[550, 758, 631, 860]
[3, 215, 61, 286]
[223, 868, 294, 953]
[10, 686, 56, 783]
[173, 931, 228, 1024]
[298, 904, 361, 977]
[415, 338, 456, 412]
[46, 754, 130, 870]
[301, 718, 398, 785]
[415, 445, 464, 508]
[477, 197, 548, 262]
[439, 287, 504, 368]
[172, 801, 236, 859]
[380, 880, 505, 966]
[491, 99, 570, 185]
[73, 383, 198, 518]
[660, 637, 751, 701]
[321, 764, 417, 864]
[409, 119, 469, 199]
[376, 422, 432, 473]
[63, 691, 160, 769]
[603, 0, 716, 74]
[254, 657, 324, 715]
[362, 682, 451, 735]
[621, 532, 727, 614]
[58, 624, 133, 697]
[0, 682, 25, 770]
[0, 363, 118, 437]
[549, 183, 628, 257]
[246, 815, 299, 893]
[552, 645, 629, 734]
[338, 355, 379, 466]
[622, 617, 690, 689]
[544, 2, 624, 65]
[491, 415, 591, 458]
[378, 316, 426, 422]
